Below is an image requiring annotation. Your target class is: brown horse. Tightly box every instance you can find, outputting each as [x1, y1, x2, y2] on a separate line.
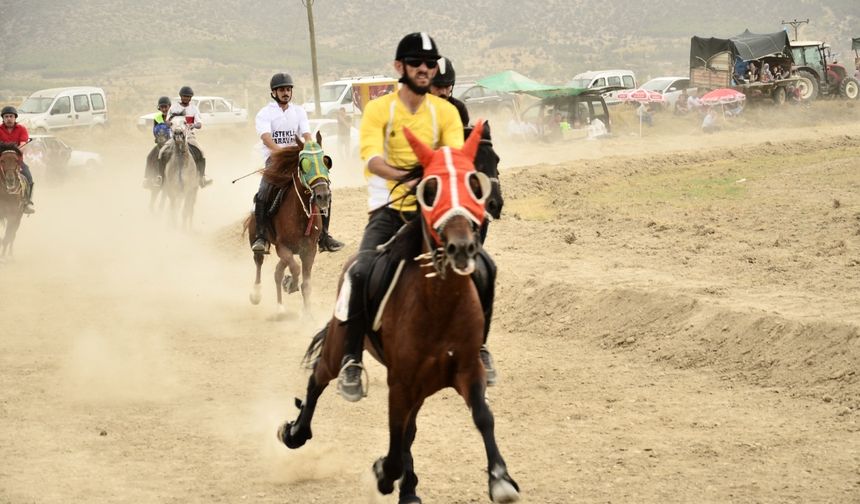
[0, 145, 28, 257]
[277, 122, 520, 503]
[247, 134, 332, 316]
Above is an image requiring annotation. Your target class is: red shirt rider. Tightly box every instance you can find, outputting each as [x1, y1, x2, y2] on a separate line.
[0, 122, 29, 148]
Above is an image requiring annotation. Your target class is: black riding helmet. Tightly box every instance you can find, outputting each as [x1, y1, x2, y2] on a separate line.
[433, 57, 456, 87]
[270, 72, 294, 90]
[1, 105, 18, 118]
[395, 32, 440, 61]
[179, 86, 194, 97]
[157, 96, 171, 108]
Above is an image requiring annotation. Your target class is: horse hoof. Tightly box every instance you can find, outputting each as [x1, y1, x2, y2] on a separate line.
[282, 275, 299, 293]
[398, 496, 422, 504]
[489, 478, 520, 503]
[249, 285, 262, 305]
[277, 421, 309, 449]
[373, 457, 395, 495]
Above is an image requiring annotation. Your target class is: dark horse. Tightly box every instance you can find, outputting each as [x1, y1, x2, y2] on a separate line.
[467, 121, 504, 234]
[0, 144, 27, 257]
[277, 122, 520, 503]
[247, 133, 332, 316]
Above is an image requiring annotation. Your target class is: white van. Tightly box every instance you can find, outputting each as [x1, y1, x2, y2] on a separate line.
[568, 70, 637, 103]
[17, 87, 108, 133]
[302, 76, 393, 117]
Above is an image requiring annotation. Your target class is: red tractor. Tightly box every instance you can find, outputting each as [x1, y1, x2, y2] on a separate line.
[790, 40, 860, 100]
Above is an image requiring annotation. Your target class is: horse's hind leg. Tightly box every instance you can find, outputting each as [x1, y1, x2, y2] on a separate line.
[463, 381, 520, 503]
[278, 322, 341, 448]
[397, 402, 424, 504]
[273, 246, 291, 314]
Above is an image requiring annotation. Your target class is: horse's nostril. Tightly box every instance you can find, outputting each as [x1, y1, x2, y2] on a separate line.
[446, 243, 457, 256]
[467, 242, 477, 256]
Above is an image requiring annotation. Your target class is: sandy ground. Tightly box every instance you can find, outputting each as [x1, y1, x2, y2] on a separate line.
[2, 103, 860, 503]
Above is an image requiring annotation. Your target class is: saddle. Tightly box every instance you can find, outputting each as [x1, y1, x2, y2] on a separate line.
[334, 221, 496, 360]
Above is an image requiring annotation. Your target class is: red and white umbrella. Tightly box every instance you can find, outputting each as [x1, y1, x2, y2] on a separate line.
[700, 88, 746, 105]
[619, 89, 665, 103]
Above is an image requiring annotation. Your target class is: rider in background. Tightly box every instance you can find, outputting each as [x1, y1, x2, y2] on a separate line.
[251, 72, 344, 254]
[336, 32, 498, 402]
[143, 96, 172, 188]
[0, 106, 35, 213]
[430, 56, 470, 127]
[167, 86, 212, 188]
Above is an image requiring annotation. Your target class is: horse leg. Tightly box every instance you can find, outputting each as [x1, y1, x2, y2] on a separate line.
[298, 249, 316, 315]
[249, 250, 264, 305]
[397, 401, 424, 504]
[184, 190, 197, 230]
[461, 380, 520, 503]
[278, 321, 342, 448]
[273, 245, 291, 314]
[373, 385, 414, 496]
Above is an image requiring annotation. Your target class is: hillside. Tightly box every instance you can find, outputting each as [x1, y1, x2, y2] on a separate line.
[1, 0, 858, 121]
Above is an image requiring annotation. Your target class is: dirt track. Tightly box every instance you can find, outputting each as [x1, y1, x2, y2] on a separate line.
[2, 104, 860, 503]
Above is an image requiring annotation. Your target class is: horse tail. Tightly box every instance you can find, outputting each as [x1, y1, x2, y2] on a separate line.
[302, 324, 329, 367]
[241, 213, 252, 238]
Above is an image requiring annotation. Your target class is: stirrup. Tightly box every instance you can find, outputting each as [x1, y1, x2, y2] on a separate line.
[251, 237, 269, 254]
[337, 359, 368, 402]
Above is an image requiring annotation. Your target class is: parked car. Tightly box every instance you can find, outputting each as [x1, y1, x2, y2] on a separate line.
[454, 82, 519, 121]
[137, 96, 248, 130]
[302, 76, 397, 117]
[23, 134, 102, 183]
[639, 77, 697, 109]
[568, 70, 637, 104]
[518, 92, 611, 142]
[17, 87, 108, 133]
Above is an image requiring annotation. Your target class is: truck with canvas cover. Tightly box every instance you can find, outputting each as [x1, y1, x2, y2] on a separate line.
[690, 30, 802, 104]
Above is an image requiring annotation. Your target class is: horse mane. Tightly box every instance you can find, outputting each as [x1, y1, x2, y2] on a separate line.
[262, 146, 301, 187]
[0, 143, 22, 157]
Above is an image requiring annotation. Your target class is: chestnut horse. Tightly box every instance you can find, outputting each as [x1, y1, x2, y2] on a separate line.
[247, 135, 332, 315]
[277, 122, 520, 503]
[0, 144, 27, 257]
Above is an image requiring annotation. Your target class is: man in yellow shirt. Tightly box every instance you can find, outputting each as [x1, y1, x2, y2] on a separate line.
[337, 32, 497, 401]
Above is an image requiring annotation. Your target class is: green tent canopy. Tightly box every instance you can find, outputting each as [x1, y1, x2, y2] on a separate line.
[476, 70, 590, 98]
[853, 37, 860, 51]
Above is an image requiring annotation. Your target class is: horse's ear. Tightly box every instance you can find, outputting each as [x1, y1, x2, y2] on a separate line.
[316, 130, 323, 146]
[462, 120, 485, 161]
[323, 155, 333, 170]
[402, 126, 434, 167]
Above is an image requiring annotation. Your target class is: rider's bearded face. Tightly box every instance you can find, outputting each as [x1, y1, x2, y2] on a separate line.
[398, 58, 438, 95]
[2, 115, 14, 128]
[273, 86, 292, 105]
[430, 84, 452, 99]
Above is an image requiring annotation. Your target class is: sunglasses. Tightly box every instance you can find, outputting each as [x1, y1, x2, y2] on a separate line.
[403, 57, 439, 69]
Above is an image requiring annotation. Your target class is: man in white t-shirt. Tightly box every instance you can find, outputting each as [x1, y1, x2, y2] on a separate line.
[164, 85, 212, 187]
[251, 73, 343, 253]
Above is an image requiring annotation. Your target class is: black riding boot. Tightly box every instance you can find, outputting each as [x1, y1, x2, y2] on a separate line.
[337, 260, 369, 402]
[473, 250, 498, 385]
[318, 210, 345, 252]
[197, 157, 212, 188]
[251, 194, 269, 253]
[23, 182, 35, 214]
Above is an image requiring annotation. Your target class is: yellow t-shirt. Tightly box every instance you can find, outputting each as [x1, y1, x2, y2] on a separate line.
[359, 91, 464, 212]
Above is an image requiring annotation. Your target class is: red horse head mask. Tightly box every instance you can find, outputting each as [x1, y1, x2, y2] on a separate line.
[403, 121, 491, 244]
